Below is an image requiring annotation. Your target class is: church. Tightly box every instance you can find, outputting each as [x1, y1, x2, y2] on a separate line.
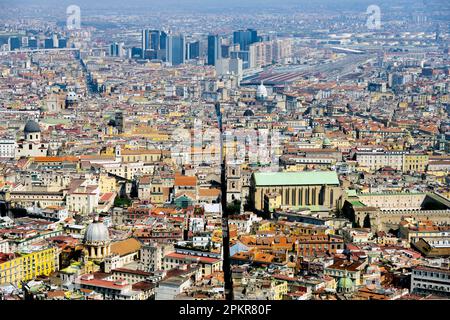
[250, 171, 342, 212]
[15, 120, 48, 158]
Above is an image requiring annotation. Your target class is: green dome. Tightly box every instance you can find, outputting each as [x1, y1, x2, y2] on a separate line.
[323, 137, 331, 146]
[337, 276, 353, 289]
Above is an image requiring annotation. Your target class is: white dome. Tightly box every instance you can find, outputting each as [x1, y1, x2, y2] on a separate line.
[256, 82, 268, 99]
[84, 217, 109, 243]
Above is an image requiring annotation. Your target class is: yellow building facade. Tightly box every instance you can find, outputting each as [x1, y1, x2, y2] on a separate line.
[0, 247, 58, 287]
[403, 153, 429, 173]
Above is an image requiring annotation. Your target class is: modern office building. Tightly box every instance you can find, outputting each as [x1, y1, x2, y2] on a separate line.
[110, 42, 125, 57]
[52, 34, 59, 48]
[142, 29, 167, 60]
[207, 34, 221, 66]
[167, 34, 185, 66]
[44, 38, 54, 49]
[8, 37, 21, 51]
[230, 50, 251, 69]
[186, 40, 200, 60]
[233, 29, 259, 51]
[28, 37, 38, 49]
[58, 38, 67, 48]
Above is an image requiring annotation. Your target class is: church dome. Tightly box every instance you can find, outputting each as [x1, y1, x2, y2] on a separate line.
[24, 120, 41, 133]
[243, 109, 255, 117]
[84, 216, 110, 243]
[337, 276, 353, 291]
[256, 82, 268, 100]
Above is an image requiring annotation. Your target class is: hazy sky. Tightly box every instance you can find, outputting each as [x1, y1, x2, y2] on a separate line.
[1, 0, 422, 11]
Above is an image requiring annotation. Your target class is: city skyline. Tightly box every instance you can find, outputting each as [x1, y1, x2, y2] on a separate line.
[0, 0, 449, 307]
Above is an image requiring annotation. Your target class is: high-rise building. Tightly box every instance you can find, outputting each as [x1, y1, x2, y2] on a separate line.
[52, 34, 59, 48]
[221, 44, 230, 58]
[131, 47, 142, 58]
[142, 29, 167, 60]
[44, 38, 54, 49]
[272, 39, 293, 63]
[207, 34, 221, 66]
[58, 38, 67, 48]
[142, 29, 151, 52]
[249, 42, 272, 68]
[142, 29, 156, 59]
[230, 50, 250, 69]
[160, 31, 167, 50]
[229, 58, 243, 78]
[28, 38, 38, 49]
[167, 34, 185, 66]
[233, 29, 259, 51]
[186, 40, 200, 60]
[8, 37, 21, 51]
[248, 44, 258, 69]
[109, 42, 125, 57]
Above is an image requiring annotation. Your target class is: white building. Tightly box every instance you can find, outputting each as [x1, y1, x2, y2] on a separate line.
[355, 149, 405, 171]
[15, 120, 48, 158]
[411, 266, 450, 296]
[66, 181, 100, 215]
[0, 139, 17, 158]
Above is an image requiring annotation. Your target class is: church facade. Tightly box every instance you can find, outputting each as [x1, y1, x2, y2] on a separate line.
[250, 171, 342, 212]
[15, 120, 48, 158]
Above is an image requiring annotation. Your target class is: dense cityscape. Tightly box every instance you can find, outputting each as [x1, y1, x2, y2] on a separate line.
[0, 0, 449, 302]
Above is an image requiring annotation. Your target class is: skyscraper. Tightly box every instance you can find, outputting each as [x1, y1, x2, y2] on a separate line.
[8, 37, 21, 51]
[141, 29, 151, 52]
[44, 38, 54, 49]
[109, 42, 125, 57]
[233, 29, 259, 51]
[142, 29, 168, 60]
[186, 40, 200, 60]
[28, 38, 38, 49]
[58, 38, 67, 48]
[167, 34, 185, 66]
[52, 34, 59, 49]
[207, 34, 221, 66]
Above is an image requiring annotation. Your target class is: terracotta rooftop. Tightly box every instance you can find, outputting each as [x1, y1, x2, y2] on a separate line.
[110, 238, 142, 257]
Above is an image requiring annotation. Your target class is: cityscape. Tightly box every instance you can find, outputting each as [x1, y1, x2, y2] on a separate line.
[0, 0, 449, 302]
